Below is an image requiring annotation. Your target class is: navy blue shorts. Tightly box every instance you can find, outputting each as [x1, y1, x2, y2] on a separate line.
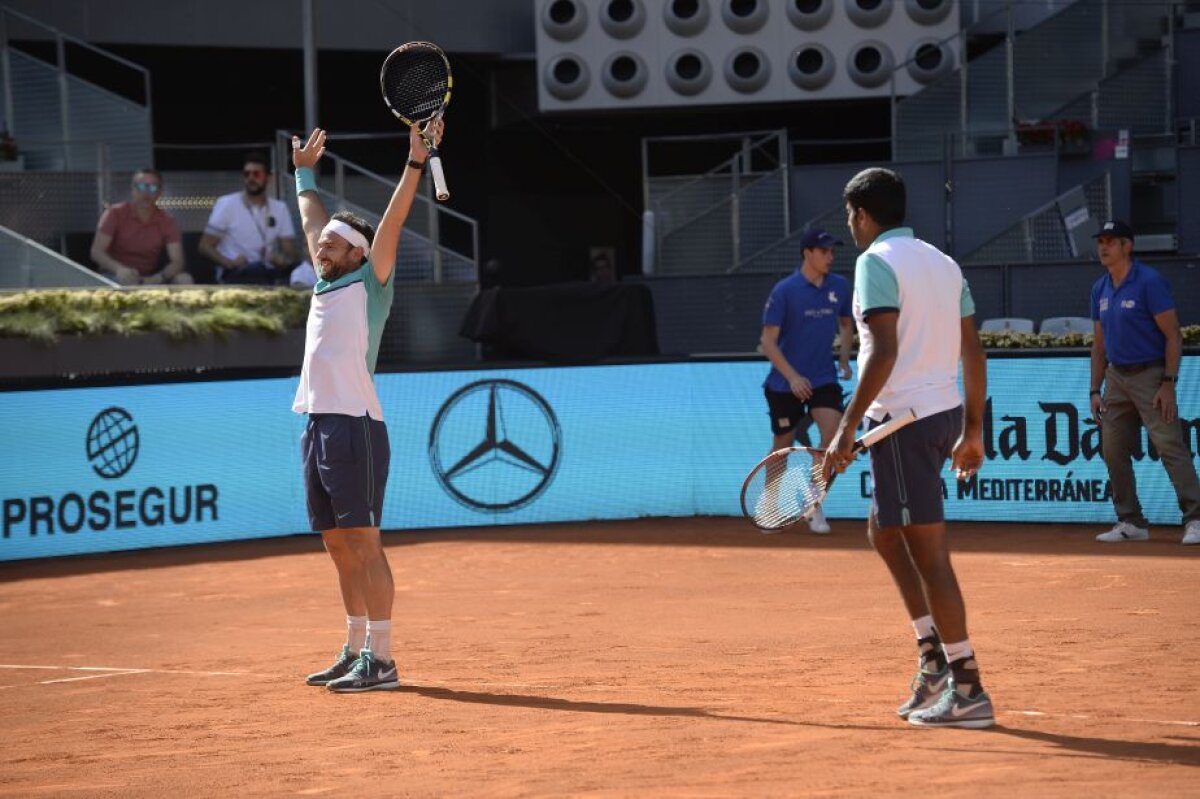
[868, 406, 962, 528]
[301, 414, 390, 531]
[764, 383, 845, 435]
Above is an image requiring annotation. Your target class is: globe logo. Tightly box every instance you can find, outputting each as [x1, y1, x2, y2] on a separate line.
[86, 407, 139, 479]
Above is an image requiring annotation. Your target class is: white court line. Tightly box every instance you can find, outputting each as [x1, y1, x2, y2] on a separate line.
[1009, 709, 1199, 727]
[41, 670, 146, 685]
[0, 664, 245, 677]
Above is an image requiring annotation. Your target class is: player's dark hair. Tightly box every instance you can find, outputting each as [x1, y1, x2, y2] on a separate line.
[332, 210, 376, 265]
[843, 167, 906, 228]
[243, 150, 271, 173]
[132, 167, 161, 182]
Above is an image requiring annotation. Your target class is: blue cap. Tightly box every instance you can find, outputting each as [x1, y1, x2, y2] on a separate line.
[800, 228, 842, 250]
[1093, 219, 1134, 240]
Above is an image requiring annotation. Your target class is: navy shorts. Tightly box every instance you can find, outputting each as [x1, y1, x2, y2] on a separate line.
[868, 406, 962, 528]
[301, 414, 390, 531]
[764, 383, 845, 435]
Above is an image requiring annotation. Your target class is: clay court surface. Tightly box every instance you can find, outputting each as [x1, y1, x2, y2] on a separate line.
[1, 517, 1197, 797]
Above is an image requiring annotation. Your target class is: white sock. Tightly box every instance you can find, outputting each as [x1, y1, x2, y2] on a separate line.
[912, 615, 937, 640]
[943, 639, 974, 665]
[346, 615, 367, 652]
[366, 619, 392, 662]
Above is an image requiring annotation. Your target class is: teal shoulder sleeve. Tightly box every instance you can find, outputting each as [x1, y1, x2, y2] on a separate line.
[960, 277, 976, 317]
[854, 252, 899, 312]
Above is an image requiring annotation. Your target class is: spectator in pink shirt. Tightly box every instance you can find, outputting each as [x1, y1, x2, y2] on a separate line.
[90, 169, 192, 285]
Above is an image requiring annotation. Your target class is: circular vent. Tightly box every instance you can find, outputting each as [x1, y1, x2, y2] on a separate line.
[846, 40, 894, 87]
[544, 55, 590, 100]
[600, 0, 647, 38]
[905, 0, 953, 25]
[724, 46, 771, 93]
[665, 49, 713, 95]
[786, 0, 834, 31]
[541, 0, 587, 42]
[906, 39, 953, 83]
[664, 0, 711, 36]
[844, 0, 893, 28]
[788, 44, 835, 90]
[721, 0, 769, 34]
[602, 51, 649, 97]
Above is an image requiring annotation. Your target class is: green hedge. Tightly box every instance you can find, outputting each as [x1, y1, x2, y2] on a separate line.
[0, 288, 311, 344]
[980, 326, 1200, 349]
[2, 288, 1198, 350]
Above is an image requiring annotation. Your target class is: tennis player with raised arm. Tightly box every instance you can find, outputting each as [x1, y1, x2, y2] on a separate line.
[291, 120, 443, 692]
[825, 167, 993, 728]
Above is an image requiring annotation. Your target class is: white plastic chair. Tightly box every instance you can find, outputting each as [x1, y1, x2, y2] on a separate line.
[979, 318, 1035, 333]
[1039, 316, 1092, 335]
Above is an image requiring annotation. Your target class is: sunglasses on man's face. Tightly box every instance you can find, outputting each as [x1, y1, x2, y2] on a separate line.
[133, 182, 161, 193]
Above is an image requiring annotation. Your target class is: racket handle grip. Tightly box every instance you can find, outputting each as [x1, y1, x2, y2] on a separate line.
[428, 151, 449, 202]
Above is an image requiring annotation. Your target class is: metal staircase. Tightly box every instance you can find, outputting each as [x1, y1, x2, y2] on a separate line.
[0, 5, 152, 171]
[893, 0, 1177, 162]
[645, 131, 788, 275]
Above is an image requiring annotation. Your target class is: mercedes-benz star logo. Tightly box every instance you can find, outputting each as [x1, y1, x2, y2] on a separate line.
[428, 379, 562, 512]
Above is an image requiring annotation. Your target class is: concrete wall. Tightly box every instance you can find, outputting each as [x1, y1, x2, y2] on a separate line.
[1179, 147, 1200, 256]
[1, 0, 535, 54]
[1176, 30, 1200, 121]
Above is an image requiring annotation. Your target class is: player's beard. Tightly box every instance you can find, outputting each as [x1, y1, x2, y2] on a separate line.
[317, 256, 357, 282]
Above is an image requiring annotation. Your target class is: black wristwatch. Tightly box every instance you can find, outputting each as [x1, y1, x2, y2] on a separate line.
[1161, 375, 1178, 385]
[1089, 389, 1102, 396]
[407, 158, 427, 171]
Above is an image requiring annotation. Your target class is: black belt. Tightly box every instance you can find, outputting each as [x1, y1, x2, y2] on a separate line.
[1111, 359, 1165, 375]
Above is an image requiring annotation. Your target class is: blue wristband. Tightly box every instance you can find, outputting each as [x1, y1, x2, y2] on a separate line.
[295, 167, 317, 195]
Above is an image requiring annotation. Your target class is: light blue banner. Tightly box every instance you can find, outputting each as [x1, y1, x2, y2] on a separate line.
[1, 356, 1197, 560]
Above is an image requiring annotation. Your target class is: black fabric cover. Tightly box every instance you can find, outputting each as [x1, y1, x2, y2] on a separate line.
[459, 282, 659, 362]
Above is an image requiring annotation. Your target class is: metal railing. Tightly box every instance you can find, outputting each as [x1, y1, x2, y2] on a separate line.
[892, 1, 1180, 163]
[0, 5, 152, 171]
[644, 131, 788, 275]
[962, 173, 1111, 264]
[0, 222, 115, 288]
[273, 130, 478, 283]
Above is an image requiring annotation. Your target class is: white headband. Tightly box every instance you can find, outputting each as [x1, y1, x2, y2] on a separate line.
[322, 219, 371, 259]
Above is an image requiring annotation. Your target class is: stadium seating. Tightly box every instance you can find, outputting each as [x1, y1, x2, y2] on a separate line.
[980, 318, 1035, 333]
[1039, 316, 1092, 335]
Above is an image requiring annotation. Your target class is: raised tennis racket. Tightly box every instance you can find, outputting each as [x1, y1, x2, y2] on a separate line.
[740, 408, 918, 532]
[380, 41, 452, 201]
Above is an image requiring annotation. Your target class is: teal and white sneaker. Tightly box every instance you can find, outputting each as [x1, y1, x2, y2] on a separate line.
[908, 682, 995, 729]
[326, 649, 399, 693]
[305, 645, 359, 686]
[896, 667, 950, 719]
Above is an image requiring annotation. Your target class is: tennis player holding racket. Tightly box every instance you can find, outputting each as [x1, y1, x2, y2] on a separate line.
[291, 119, 444, 692]
[825, 168, 992, 728]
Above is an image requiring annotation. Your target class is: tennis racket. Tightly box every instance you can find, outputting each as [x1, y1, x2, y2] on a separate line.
[740, 408, 918, 532]
[380, 41, 452, 201]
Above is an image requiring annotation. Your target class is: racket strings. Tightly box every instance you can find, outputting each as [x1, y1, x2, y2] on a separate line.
[382, 52, 449, 121]
[750, 451, 829, 530]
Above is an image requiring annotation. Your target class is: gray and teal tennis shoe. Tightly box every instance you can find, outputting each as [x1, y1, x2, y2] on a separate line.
[326, 649, 399, 693]
[305, 645, 359, 686]
[907, 681, 995, 729]
[896, 667, 950, 719]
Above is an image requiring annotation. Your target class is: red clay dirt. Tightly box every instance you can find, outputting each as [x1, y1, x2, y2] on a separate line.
[1, 517, 1197, 797]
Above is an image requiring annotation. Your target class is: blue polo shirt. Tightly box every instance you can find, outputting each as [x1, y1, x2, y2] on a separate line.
[1090, 260, 1174, 366]
[762, 270, 852, 391]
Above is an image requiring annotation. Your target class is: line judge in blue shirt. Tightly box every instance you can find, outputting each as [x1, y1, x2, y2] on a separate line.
[759, 227, 854, 534]
[1089, 219, 1200, 545]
